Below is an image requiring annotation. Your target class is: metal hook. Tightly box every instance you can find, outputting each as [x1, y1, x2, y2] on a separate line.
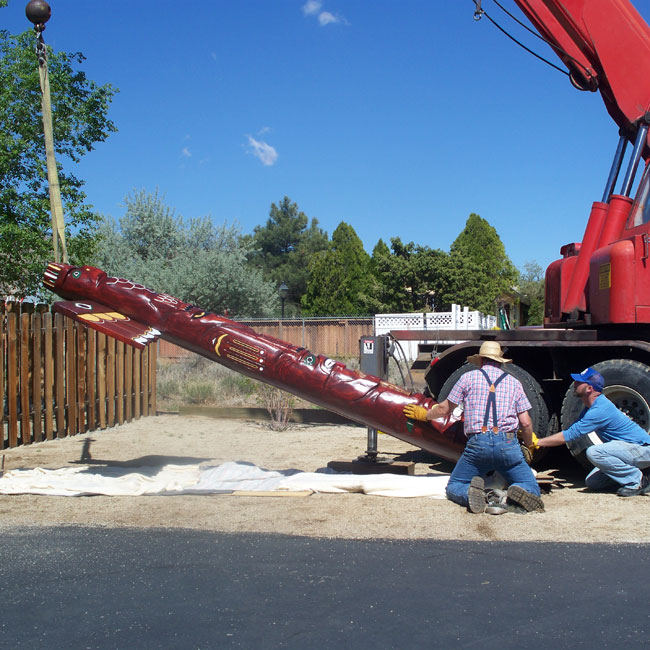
[474, 0, 484, 21]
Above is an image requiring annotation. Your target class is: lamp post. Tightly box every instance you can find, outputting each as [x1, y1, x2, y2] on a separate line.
[278, 282, 288, 320]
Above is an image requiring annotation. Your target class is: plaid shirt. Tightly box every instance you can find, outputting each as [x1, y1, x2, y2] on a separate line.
[446, 361, 531, 435]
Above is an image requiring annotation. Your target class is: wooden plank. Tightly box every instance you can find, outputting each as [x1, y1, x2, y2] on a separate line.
[54, 313, 65, 438]
[0, 310, 5, 449]
[133, 348, 141, 419]
[76, 322, 87, 433]
[86, 329, 96, 431]
[32, 311, 43, 442]
[125, 343, 133, 423]
[97, 333, 107, 429]
[149, 342, 157, 415]
[65, 318, 77, 437]
[106, 335, 115, 428]
[19, 313, 31, 444]
[141, 347, 149, 417]
[116, 340, 124, 425]
[43, 312, 54, 440]
[7, 313, 18, 447]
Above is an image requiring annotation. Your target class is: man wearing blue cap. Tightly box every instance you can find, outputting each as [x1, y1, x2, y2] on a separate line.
[536, 367, 650, 496]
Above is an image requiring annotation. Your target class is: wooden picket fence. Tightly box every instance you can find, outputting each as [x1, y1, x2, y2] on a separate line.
[1, 303, 156, 449]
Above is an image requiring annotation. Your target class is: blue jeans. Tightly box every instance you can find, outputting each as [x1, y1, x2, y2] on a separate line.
[446, 431, 540, 507]
[585, 440, 650, 490]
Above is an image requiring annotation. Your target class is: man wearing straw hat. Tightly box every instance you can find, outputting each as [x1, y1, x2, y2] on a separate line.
[404, 341, 543, 514]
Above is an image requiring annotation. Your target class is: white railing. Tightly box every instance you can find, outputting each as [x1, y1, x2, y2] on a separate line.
[374, 305, 497, 361]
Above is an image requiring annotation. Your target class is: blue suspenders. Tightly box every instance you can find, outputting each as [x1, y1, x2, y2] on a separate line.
[479, 369, 507, 433]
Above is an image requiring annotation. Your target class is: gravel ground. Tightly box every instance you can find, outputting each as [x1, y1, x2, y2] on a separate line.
[0, 414, 648, 543]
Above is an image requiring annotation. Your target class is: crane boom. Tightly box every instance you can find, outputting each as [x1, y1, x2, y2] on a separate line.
[513, 0, 650, 148]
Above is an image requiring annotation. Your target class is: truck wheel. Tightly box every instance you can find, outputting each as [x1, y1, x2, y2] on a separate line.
[561, 359, 650, 467]
[438, 362, 550, 460]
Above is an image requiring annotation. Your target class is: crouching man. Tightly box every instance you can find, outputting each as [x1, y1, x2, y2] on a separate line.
[536, 367, 650, 496]
[404, 341, 543, 514]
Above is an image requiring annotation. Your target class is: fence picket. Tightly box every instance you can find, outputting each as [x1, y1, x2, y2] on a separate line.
[32, 312, 43, 442]
[125, 344, 133, 422]
[97, 333, 107, 430]
[20, 313, 31, 444]
[43, 313, 54, 440]
[0, 311, 4, 448]
[7, 313, 18, 447]
[65, 318, 77, 437]
[133, 349, 141, 419]
[76, 322, 87, 434]
[116, 340, 124, 425]
[54, 313, 65, 438]
[87, 329, 96, 431]
[107, 336, 115, 428]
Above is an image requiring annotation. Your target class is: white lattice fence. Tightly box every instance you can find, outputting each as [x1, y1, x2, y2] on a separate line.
[374, 305, 497, 360]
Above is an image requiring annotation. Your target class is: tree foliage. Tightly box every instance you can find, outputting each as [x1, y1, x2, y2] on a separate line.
[0, 24, 117, 297]
[302, 221, 374, 315]
[440, 213, 518, 314]
[517, 260, 545, 325]
[95, 190, 279, 317]
[246, 196, 328, 314]
[370, 237, 447, 313]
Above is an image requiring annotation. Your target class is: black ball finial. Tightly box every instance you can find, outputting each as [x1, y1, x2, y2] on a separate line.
[25, 0, 51, 32]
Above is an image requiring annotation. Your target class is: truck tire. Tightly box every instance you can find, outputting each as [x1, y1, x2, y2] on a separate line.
[438, 363, 550, 461]
[561, 359, 650, 467]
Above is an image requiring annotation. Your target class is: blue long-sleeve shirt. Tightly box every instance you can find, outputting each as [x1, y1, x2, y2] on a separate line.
[564, 394, 650, 444]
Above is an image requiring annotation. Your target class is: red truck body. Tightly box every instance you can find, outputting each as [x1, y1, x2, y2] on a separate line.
[412, 1, 650, 458]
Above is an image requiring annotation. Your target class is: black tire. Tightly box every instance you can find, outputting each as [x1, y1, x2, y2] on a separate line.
[438, 362, 550, 461]
[561, 359, 650, 467]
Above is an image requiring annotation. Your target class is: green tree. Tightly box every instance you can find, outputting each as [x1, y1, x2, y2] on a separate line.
[95, 190, 278, 317]
[518, 260, 545, 325]
[302, 221, 373, 315]
[246, 196, 328, 313]
[0, 22, 117, 297]
[442, 213, 518, 313]
[370, 237, 447, 313]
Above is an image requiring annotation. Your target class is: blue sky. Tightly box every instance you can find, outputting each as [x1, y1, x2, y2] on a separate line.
[4, 0, 650, 272]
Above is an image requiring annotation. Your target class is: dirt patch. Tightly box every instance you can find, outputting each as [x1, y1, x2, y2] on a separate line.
[0, 414, 648, 543]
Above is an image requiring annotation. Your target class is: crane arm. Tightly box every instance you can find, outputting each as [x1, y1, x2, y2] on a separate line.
[513, 0, 650, 144]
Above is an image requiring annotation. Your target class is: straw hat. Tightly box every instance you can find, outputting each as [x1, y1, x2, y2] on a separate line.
[466, 340, 511, 366]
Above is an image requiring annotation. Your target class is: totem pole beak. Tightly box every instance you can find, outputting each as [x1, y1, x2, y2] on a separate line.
[43, 261, 74, 292]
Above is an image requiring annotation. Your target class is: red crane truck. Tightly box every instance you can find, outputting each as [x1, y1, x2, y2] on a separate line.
[395, 0, 650, 462]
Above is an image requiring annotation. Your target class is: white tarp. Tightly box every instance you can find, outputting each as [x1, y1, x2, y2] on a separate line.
[0, 461, 450, 498]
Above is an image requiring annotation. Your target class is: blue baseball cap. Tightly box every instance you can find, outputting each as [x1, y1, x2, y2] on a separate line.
[570, 367, 605, 392]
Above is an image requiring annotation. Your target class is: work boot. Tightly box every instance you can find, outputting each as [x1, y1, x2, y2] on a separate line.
[467, 476, 486, 514]
[617, 473, 650, 497]
[506, 485, 545, 512]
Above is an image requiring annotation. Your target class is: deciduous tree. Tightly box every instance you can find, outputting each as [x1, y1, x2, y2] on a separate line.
[0, 22, 116, 297]
[95, 190, 278, 317]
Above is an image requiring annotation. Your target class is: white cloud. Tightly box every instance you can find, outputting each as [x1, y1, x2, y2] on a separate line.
[258, 126, 271, 135]
[302, 0, 321, 15]
[181, 147, 191, 158]
[302, 2, 345, 27]
[246, 136, 278, 166]
[318, 11, 339, 25]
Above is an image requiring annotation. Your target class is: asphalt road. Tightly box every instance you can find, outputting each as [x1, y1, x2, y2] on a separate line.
[1, 527, 648, 649]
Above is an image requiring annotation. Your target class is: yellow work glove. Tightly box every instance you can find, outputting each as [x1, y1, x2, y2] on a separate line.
[403, 404, 428, 422]
[528, 432, 540, 451]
